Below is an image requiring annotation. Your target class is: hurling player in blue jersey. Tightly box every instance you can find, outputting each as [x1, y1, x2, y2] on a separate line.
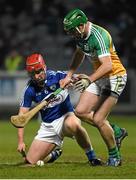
[17, 53, 103, 166]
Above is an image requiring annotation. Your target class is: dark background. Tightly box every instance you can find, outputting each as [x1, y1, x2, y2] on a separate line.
[0, 0, 136, 70]
[0, 0, 136, 115]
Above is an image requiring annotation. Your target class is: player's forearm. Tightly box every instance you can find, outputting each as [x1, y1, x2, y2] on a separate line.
[69, 49, 85, 75]
[89, 62, 112, 82]
[18, 128, 24, 144]
[17, 108, 28, 143]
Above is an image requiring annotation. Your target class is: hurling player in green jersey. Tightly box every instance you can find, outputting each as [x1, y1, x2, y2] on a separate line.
[60, 9, 128, 166]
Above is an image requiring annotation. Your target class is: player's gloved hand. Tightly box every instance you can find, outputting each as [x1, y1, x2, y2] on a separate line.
[73, 74, 91, 92]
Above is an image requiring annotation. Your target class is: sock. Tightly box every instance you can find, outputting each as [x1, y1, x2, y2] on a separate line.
[109, 146, 120, 159]
[47, 149, 61, 163]
[110, 123, 122, 138]
[86, 149, 96, 161]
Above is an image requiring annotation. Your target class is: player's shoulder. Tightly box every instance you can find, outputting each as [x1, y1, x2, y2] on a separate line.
[47, 69, 67, 79]
[46, 70, 67, 84]
[92, 23, 111, 37]
[23, 80, 36, 93]
[91, 23, 112, 45]
[47, 69, 57, 76]
[47, 69, 67, 76]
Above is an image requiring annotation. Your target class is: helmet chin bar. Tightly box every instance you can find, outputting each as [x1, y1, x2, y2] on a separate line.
[76, 24, 85, 39]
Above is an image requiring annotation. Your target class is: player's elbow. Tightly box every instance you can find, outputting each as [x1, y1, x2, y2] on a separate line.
[100, 56, 112, 73]
[106, 61, 112, 73]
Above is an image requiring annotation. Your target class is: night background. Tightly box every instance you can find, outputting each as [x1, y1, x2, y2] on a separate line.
[0, 0, 136, 115]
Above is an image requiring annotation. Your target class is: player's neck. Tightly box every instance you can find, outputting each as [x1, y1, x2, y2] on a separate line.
[84, 21, 92, 40]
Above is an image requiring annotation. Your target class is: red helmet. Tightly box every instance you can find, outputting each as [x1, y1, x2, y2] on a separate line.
[26, 53, 46, 72]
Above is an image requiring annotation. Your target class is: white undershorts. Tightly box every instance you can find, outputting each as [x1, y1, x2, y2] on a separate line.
[86, 74, 127, 98]
[35, 112, 74, 147]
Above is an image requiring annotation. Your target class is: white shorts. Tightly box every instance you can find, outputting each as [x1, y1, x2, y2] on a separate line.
[86, 74, 127, 98]
[35, 112, 73, 147]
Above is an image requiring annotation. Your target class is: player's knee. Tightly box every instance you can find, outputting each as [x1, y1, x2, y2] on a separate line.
[92, 115, 105, 128]
[75, 108, 86, 117]
[25, 157, 34, 165]
[66, 119, 81, 135]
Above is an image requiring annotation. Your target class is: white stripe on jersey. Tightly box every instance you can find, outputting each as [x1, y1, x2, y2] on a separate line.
[57, 70, 67, 74]
[92, 26, 107, 55]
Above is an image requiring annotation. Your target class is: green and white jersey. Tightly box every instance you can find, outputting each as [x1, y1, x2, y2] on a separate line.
[76, 22, 126, 76]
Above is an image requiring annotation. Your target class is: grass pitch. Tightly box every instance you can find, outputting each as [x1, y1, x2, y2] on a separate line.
[0, 115, 136, 179]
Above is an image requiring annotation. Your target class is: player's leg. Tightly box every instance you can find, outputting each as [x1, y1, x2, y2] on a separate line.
[108, 74, 128, 149]
[22, 144, 62, 165]
[25, 121, 64, 165]
[76, 82, 128, 150]
[26, 139, 56, 164]
[63, 114, 103, 166]
[44, 146, 62, 163]
[110, 124, 128, 149]
[92, 95, 121, 166]
[75, 92, 121, 166]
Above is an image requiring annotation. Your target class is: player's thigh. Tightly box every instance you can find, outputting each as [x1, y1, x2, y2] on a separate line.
[27, 139, 55, 164]
[94, 95, 118, 122]
[62, 114, 81, 136]
[76, 91, 99, 113]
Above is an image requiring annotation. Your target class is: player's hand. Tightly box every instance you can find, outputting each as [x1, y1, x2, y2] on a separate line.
[73, 74, 91, 92]
[17, 142, 26, 160]
[59, 76, 72, 89]
[17, 142, 26, 154]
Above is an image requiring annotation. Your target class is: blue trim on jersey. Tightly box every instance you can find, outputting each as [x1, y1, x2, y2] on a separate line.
[20, 70, 74, 122]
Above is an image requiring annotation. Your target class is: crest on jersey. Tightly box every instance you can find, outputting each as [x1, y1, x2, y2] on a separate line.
[84, 44, 90, 51]
[49, 84, 56, 91]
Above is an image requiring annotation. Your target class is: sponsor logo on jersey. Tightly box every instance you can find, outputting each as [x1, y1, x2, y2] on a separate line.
[49, 94, 64, 107]
[42, 94, 64, 110]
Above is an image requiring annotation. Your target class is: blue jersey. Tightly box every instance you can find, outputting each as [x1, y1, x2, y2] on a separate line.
[20, 70, 73, 123]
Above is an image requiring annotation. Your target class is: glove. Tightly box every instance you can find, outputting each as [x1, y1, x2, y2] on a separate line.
[73, 74, 91, 92]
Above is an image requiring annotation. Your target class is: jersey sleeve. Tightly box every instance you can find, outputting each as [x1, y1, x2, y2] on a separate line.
[94, 30, 111, 58]
[20, 85, 34, 108]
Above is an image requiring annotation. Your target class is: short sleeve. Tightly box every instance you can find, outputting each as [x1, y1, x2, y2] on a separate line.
[20, 85, 34, 107]
[94, 30, 111, 58]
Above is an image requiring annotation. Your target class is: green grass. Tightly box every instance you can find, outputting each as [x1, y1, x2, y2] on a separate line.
[0, 115, 136, 179]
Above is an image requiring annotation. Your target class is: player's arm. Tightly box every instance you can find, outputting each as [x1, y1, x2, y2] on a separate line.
[88, 55, 112, 83]
[73, 30, 112, 92]
[60, 48, 85, 88]
[73, 56, 112, 92]
[68, 47, 85, 77]
[17, 107, 30, 154]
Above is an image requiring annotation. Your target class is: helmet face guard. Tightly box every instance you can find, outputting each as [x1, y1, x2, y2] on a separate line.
[63, 9, 88, 33]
